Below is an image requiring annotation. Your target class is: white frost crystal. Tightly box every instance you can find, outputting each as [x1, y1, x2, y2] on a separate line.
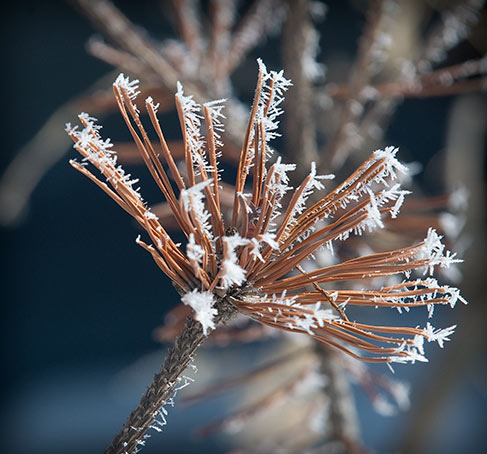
[187, 233, 204, 264]
[181, 289, 218, 335]
[221, 235, 250, 289]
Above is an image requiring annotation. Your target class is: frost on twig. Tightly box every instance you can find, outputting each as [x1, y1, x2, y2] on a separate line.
[67, 68, 467, 451]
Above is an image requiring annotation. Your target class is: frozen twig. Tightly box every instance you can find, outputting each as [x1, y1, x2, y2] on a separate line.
[105, 299, 236, 454]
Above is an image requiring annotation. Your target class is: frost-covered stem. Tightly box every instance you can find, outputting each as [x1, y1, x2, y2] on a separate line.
[282, 0, 319, 182]
[317, 345, 362, 453]
[105, 299, 236, 454]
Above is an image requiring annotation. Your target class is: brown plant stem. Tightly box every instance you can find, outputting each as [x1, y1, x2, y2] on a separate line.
[105, 299, 237, 454]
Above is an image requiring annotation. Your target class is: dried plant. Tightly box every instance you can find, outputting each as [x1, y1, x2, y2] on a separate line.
[67, 60, 466, 452]
[0, 0, 481, 453]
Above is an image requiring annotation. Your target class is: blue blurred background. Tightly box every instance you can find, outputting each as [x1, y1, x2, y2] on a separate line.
[1, 1, 486, 453]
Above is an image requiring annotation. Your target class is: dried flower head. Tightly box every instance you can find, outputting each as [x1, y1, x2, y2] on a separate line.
[67, 61, 466, 371]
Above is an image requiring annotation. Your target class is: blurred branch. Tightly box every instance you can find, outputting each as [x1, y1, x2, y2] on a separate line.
[282, 0, 319, 181]
[317, 346, 362, 454]
[417, 0, 486, 72]
[71, 0, 178, 87]
[225, 0, 285, 75]
[0, 72, 119, 226]
[71, 0, 253, 151]
[355, 0, 485, 155]
[327, 57, 487, 99]
[195, 360, 318, 439]
[170, 0, 204, 60]
[400, 93, 487, 454]
[181, 346, 309, 406]
[207, 0, 237, 91]
[87, 36, 159, 81]
[323, 0, 391, 170]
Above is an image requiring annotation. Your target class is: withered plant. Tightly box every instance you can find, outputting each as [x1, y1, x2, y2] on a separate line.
[67, 62, 466, 453]
[1, 1, 482, 453]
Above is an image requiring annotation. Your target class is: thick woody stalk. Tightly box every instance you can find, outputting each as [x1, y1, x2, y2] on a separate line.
[105, 301, 236, 454]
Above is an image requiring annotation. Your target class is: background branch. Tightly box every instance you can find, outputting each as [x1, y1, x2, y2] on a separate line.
[282, 0, 319, 181]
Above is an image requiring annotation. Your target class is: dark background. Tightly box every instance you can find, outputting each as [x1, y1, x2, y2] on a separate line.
[1, 1, 486, 453]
